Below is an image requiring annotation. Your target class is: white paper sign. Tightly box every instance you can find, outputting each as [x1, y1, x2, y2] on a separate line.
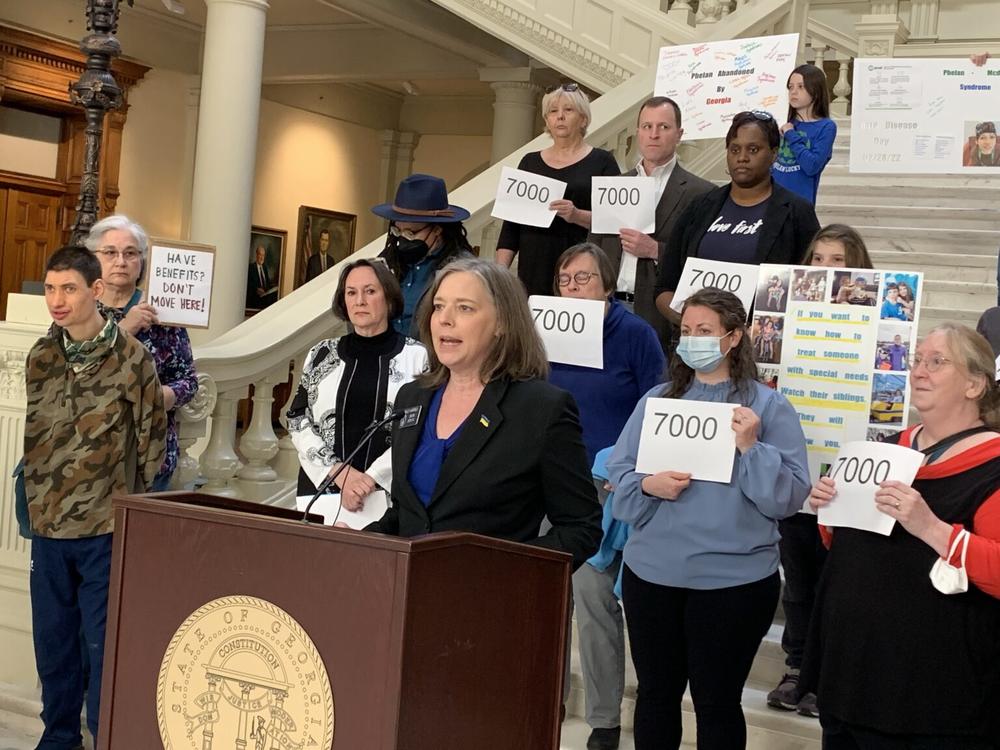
[146, 242, 215, 328]
[635, 398, 737, 483]
[850, 58, 1000, 174]
[295, 490, 389, 531]
[590, 176, 656, 234]
[490, 166, 567, 228]
[817, 441, 923, 536]
[994, 353, 999, 381]
[655, 33, 800, 141]
[528, 295, 604, 369]
[670, 257, 759, 316]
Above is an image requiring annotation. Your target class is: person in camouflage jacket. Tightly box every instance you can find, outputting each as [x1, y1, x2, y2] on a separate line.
[24, 246, 166, 749]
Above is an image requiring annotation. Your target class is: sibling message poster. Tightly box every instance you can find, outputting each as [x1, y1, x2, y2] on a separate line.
[654, 33, 799, 140]
[850, 57, 1000, 173]
[145, 239, 216, 328]
[753, 264, 923, 487]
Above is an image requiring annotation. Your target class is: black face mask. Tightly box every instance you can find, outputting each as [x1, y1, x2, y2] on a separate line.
[395, 237, 430, 266]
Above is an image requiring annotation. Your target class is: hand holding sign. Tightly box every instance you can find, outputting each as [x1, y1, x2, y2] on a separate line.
[635, 398, 737, 483]
[491, 167, 568, 228]
[528, 295, 604, 369]
[670, 257, 759, 316]
[816, 441, 923, 536]
[590, 176, 656, 235]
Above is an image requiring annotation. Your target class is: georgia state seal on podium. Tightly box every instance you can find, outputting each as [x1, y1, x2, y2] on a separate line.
[156, 595, 334, 750]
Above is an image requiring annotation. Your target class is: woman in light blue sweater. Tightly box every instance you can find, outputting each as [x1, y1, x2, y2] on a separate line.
[607, 288, 810, 750]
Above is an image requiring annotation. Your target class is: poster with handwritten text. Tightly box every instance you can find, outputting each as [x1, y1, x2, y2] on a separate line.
[654, 33, 799, 140]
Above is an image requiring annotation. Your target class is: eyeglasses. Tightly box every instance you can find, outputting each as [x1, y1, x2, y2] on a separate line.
[557, 271, 600, 286]
[911, 355, 952, 373]
[94, 248, 141, 262]
[738, 110, 775, 122]
[545, 82, 580, 94]
[389, 225, 431, 242]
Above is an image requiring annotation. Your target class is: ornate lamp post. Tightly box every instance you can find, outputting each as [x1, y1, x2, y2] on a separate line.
[68, 0, 133, 246]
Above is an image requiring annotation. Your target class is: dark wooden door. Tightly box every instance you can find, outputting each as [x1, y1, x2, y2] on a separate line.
[0, 187, 62, 318]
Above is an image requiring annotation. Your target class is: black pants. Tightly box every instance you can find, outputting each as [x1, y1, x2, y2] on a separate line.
[777, 512, 827, 670]
[622, 565, 780, 750]
[823, 715, 997, 750]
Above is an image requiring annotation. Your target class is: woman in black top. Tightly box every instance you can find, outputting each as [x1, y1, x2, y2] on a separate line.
[654, 111, 819, 321]
[805, 324, 1000, 748]
[496, 83, 620, 296]
[287, 259, 428, 508]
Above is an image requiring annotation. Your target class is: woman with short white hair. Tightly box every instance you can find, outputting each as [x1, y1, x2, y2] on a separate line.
[495, 83, 620, 296]
[85, 214, 197, 490]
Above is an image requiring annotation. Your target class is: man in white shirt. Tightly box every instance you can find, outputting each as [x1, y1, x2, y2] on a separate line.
[588, 96, 713, 353]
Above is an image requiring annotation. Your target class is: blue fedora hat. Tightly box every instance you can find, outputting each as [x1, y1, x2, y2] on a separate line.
[371, 173, 470, 223]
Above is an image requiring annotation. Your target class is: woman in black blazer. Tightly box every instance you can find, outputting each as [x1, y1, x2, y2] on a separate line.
[654, 111, 821, 319]
[366, 257, 602, 569]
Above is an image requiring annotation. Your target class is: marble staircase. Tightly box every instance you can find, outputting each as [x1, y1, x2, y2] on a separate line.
[817, 117, 1000, 334]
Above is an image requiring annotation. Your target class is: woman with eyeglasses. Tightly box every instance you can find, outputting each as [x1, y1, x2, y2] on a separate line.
[607, 288, 810, 750]
[804, 324, 1000, 749]
[549, 242, 664, 750]
[496, 83, 620, 297]
[85, 215, 197, 491]
[654, 111, 820, 323]
[373, 173, 474, 336]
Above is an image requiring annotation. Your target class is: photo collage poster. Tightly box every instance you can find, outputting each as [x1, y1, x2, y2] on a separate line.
[753, 264, 923, 483]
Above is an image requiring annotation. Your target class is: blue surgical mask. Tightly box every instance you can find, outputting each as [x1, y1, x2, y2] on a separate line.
[676, 332, 732, 372]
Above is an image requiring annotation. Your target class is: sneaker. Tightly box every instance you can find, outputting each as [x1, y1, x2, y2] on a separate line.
[766, 671, 802, 711]
[797, 691, 820, 718]
[586, 726, 621, 750]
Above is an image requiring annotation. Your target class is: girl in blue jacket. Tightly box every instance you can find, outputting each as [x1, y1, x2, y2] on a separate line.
[772, 63, 837, 204]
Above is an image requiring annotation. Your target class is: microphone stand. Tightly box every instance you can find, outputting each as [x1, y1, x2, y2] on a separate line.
[302, 410, 403, 523]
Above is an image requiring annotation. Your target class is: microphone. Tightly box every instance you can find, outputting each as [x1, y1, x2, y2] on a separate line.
[302, 409, 405, 523]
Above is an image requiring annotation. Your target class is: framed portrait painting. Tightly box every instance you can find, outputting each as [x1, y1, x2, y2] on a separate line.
[295, 206, 357, 288]
[246, 226, 287, 315]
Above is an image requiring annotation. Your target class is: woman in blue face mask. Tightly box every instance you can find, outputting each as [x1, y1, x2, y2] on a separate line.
[606, 287, 810, 750]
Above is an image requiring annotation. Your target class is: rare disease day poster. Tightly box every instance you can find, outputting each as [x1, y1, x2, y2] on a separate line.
[753, 264, 923, 485]
[850, 57, 1000, 173]
[655, 33, 799, 140]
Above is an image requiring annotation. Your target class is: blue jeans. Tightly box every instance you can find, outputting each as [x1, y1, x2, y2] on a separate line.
[30, 534, 113, 749]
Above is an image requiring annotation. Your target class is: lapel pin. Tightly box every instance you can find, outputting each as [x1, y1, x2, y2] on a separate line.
[479, 415, 490, 428]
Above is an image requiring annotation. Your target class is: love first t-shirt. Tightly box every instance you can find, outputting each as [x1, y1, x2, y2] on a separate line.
[695, 196, 768, 264]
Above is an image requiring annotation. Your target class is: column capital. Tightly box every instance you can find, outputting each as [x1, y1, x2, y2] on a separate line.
[478, 66, 540, 85]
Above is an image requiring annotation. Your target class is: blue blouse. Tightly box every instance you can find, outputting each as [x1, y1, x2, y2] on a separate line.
[407, 386, 466, 506]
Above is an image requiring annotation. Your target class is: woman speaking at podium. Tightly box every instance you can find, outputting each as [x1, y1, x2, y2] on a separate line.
[365, 257, 602, 569]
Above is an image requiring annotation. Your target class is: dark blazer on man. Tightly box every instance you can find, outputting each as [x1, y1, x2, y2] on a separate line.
[655, 180, 821, 296]
[589, 163, 714, 352]
[368, 377, 602, 570]
[246, 262, 277, 310]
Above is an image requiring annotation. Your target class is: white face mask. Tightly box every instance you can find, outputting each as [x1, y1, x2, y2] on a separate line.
[929, 529, 970, 595]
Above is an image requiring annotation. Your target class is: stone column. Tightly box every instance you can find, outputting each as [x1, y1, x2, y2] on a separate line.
[908, 0, 939, 42]
[830, 54, 853, 118]
[378, 130, 420, 205]
[869, 1, 898, 14]
[479, 68, 541, 165]
[666, 0, 695, 26]
[188, 0, 269, 343]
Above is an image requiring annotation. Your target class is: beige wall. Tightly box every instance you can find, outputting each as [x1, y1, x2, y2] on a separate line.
[117, 68, 199, 240]
[252, 99, 384, 297]
[0, 106, 61, 179]
[412, 134, 492, 190]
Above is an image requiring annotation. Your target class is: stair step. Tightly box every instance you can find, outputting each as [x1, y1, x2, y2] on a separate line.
[818, 204, 1000, 231]
[869, 252, 996, 284]
[819, 183, 999, 210]
[922, 279, 995, 310]
[822, 164, 1000, 188]
[855, 226, 1000, 256]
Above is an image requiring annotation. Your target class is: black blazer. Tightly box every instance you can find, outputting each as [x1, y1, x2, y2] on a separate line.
[655, 181, 821, 295]
[589, 163, 714, 351]
[368, 377, 602, 569]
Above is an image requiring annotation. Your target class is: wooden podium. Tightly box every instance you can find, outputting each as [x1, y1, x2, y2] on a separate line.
[97, 493, 572, 750]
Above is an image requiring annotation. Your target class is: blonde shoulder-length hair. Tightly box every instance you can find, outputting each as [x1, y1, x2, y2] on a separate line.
[541, 86, 592, 137]
[926, 323, 1000, 429]
[416, 257, 549, 387]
